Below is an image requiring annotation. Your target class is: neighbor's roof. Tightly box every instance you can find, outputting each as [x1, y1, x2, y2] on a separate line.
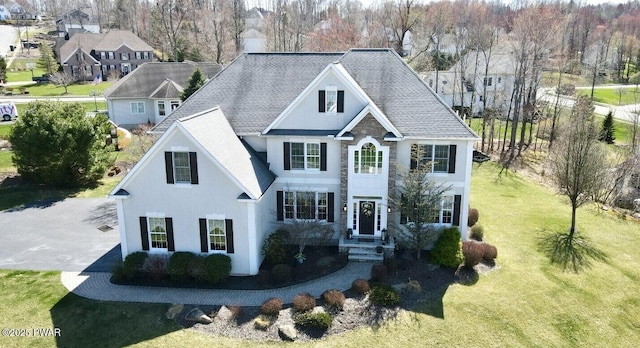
[104, 62, 223, 99]
[179, 108, 276, 199]
[59, 30, 154, 65]
[155, 49, 477, 139]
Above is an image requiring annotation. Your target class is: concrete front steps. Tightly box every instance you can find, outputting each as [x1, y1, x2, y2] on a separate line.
[339, 236, 395, 262]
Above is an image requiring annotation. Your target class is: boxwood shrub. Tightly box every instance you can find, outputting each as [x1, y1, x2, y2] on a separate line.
[167, 252, 196, 281]
[430, 227, 464, 268]
[369, 283, 400, 306]
[204, 254, 232, 284]
[122, 252, 148, 279]
[294, 311, 333, 330]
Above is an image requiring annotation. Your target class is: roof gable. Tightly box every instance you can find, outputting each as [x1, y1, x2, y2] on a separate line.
[110, 107, 275, 200]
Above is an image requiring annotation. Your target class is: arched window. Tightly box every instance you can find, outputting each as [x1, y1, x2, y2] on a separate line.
[354, 142, 383, 174]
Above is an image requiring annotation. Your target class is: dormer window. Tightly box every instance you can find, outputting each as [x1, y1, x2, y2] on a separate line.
[318, 87, 344, 113]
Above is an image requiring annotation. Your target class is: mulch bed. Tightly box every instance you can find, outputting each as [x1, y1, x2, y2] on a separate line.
[174, 250, 497, 342]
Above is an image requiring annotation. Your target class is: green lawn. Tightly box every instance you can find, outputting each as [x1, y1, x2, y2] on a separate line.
[577, 87, 640, 105]
[0, 123, 11, 139]
[22, 82, 113, 97]
[1, 163, 639, 347]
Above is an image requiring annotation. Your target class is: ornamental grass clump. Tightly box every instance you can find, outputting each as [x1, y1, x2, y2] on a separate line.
[294, 311, 333, 330]
[352, 278, 370, 294]
[322, 289, 346, 310]
[260, 297, 283, 316]
[292, 293, 316, 313]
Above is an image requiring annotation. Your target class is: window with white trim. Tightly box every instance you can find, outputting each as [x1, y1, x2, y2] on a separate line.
[172, 152, 191, 184]
[100, 51, 106, 59]
[157, 101, 166, 117]
[208, 219, 226, 251]
[402, 195, 454, 225]
[143, 52, 150, 59]
[135, 51, 141, 59]
[121, 52, 130, 60]
[284, 191, 328, 220]
[108, 52, 114, 59]
[290, 142, 320, 170]
[415, 144, 449, 173]
[148, 217, 167, 249]
[131, 101, 145, 114]
[170, 100, 180, 111]
[325, 86, 337, 113]
[484, 77, 493, 86]
[354, 142, 383, 174]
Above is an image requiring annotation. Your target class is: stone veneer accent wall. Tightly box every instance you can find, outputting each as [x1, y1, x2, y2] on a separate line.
[339, 113, 397, 233]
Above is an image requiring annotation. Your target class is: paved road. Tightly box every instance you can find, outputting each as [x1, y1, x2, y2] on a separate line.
[540, 89, 639, 123]
[0, 25, 18, 61]
[0, 198, 121, 272]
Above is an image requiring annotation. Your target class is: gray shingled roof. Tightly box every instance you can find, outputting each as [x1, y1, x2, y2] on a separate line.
[155, 49, 477, 139]
[93, 30, 154, 51]
[104, 62, 222, 99]
[59, 33, 104, 64]
[178, 108, 275, 199]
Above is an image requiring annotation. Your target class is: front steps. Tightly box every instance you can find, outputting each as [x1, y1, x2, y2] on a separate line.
[339, 236, 394, 262]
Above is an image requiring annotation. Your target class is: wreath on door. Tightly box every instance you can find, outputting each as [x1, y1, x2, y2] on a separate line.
[361, 202, 373, 217]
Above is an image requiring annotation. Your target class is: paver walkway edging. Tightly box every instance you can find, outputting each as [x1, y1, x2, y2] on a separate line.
[61, 262, 373, 306]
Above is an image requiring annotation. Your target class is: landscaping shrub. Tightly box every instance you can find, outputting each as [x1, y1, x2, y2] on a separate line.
[111, 261, 125, 282]
[352, 278, 370, 294]
[228, 305, 243, 319]
[462, 241, 484, 267]
[369, 283, 400, 306]
[322, 289, 345, 310]
[468, 208, 479, 227]
[262, 229, 290, 265]
[203, 254, 232, 284]
[384, 257, 398, 273]
[470, 224, 484, 241]
[371, 264, 388, 282]
[294, 311, 333, 330]
[122, 252, 148, 279]
[271, 264, 292, 284]
[187, 255, 206, 282]
[292, 293, 316, 312]
[430, 227, 464, 268]
[482, 243, 498, 262]
[167, 252, 196, 281]
[261, 297, 283, 316]
[254, 314, 273, 330]
[142, 254, 169, 281]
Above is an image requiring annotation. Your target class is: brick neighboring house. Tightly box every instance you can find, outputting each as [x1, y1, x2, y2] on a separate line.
[57, 30, 154, 81]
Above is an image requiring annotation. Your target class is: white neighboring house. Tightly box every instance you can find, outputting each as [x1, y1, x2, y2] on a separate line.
[0, 6, 11, 20]
[110, 49, 479, 276]
[426, 49, 516, 116]
[103, 62, 222, 127]
[240, 29, 266, 53]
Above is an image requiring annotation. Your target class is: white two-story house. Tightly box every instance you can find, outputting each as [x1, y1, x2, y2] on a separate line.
[110, 49, 479, 276]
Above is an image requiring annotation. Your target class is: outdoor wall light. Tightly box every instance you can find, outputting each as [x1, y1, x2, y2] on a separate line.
[343, 204, 347, 212]
[387, 207, 391, 213]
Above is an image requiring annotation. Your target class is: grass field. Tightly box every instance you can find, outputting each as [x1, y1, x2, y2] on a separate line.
[21, 82, 113, 97]
[577, 87, 640, 106]
[0, 163, 638, 347]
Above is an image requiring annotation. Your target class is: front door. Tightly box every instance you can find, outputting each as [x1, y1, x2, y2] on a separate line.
[358, 201, 375, 235]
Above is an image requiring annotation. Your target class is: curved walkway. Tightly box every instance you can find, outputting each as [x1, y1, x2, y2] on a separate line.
[61, 262, 373, 306]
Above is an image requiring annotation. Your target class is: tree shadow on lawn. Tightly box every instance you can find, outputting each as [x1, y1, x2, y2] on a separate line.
[50, 292, 181, 347]
[538, 229, 609, 273]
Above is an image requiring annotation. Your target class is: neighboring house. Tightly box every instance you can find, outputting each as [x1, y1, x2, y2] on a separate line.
[56, 7, 99, 33]
[0, 6, 11, 20]
[57, 30, 154, 81]
[240, 29, 266, 53]
[426, 49, 516, 115]
[103, 61, 222, 127]
[109, 49, 479, 276]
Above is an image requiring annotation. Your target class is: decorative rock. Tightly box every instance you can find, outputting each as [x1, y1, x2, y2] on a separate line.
[391, 283, 407, 292]
[278, 324, 298, 341]
[216, 305, 233, 321]
[311, 306, 326, 314]
[165, 304, 184, 319]
[407, 280, 422, 293]
[185, 307, 213, 324]
[633, 199, 640, 212]
[254, 315, 272, 330]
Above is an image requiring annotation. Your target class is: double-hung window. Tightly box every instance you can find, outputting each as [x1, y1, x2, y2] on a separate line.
[108, 52, 114, 59]
[157, 101, 166, 117]
[121, 52, 129, 60]
[318, 87, 344, 113]
[172, 152, 191, 184]
[131, 101, 145, 114]
[135, 52, 141, 59]
[290, 142, 320, 170]
[208, 219, 226, 251]
[165, 151, 198, 185]
[401, 195, 455, 226]
[148, 217, 167, 249]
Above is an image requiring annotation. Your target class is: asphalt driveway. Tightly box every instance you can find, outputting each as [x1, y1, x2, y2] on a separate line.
[0, 198, 121, 272]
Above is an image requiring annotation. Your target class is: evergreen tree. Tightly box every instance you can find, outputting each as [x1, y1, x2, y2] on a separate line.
[181, 68, 205, 101]
[599, 111, 616, 144]
[9, 101, 113, 187]
[37, 43, 59, 75]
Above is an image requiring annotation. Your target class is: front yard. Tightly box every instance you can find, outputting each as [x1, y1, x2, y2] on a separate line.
[0, 162, 638, 347]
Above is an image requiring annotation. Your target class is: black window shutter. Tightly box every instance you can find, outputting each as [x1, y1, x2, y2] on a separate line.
[320, 143, 327, 171]
[337, 91, 344, 112]
[164, 152, 174, 184]
[189, 152, 199, 184]
[327, 192, 335, 222]
[448, 145, 457, 174]
[199, 218, 208, 252]
[283, 142, 291, 170]
[276, 191, 284, 221]
[400, 194, 407, 224]
[318, 90, 325, 112]
[225, 219, 234, 254]
[139, 217, 149, 251]
[410, 144, 418, 170]
[453, 195, 462, 227]
[166, 218, 175, 251]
